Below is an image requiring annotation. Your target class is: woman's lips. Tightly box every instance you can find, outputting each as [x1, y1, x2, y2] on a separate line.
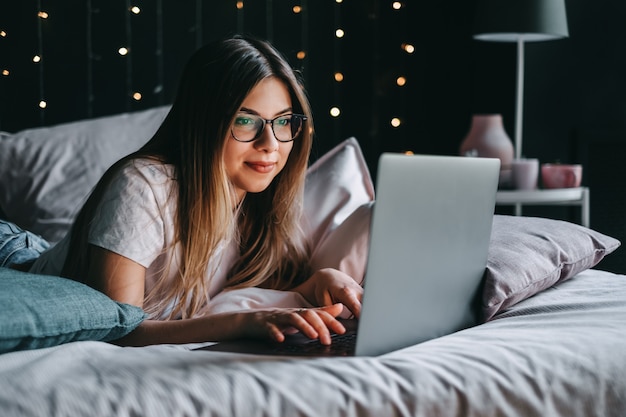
[246, 161, 276, 173]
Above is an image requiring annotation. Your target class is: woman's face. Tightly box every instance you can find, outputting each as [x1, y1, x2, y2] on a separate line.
[224, 77, 295, 202]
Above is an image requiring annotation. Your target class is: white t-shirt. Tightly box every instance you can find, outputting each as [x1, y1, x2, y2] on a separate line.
[30, 159, 236, 318]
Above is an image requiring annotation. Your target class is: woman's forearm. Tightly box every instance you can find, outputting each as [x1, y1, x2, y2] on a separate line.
[114, 302, 348, 347]
[113, 313, 246, 346]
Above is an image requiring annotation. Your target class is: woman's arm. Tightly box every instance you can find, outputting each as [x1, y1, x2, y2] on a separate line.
[87, 246, 346, 346]
[116, 305, 345, 346]
[87, 245, 146, 306]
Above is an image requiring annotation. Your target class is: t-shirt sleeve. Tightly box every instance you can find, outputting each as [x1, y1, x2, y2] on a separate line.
[88, 162, 171, 268]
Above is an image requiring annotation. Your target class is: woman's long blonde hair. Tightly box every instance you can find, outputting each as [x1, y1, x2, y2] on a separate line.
[62, 35, 314, 319]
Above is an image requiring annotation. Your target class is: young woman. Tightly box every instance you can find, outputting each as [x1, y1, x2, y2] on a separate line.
[28, 35, 363, 346]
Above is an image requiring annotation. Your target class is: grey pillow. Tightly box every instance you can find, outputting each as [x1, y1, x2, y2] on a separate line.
[0, 106, 170, 244]
[484, 215, 621, 320]
[0, 267, 147, 353]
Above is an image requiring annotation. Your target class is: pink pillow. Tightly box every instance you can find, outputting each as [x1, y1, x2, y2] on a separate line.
[308, 202, 372, 286]
[302, 137, 375, 247]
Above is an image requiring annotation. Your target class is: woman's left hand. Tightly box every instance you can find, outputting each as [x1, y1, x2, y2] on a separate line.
[294, 268, 363, 318]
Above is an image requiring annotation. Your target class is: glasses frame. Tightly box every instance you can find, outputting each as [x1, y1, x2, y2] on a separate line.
[231, 113, 308, 143]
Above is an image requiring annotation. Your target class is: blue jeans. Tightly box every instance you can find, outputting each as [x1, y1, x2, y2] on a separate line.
[0, 220, 50, 269]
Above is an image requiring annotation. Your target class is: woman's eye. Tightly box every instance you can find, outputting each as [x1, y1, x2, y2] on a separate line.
[276, 116, 291, 126]
[235, 117, 255, 126]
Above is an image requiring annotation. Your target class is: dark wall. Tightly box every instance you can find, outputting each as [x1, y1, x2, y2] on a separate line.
[0, 0, 481, 162]
[1, 0, 624, 272]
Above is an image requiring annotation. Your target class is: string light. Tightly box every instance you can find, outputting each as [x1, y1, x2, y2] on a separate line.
[35, 4, 47, 122]
[330, 107, 341, 117]
[391, 118, 401, 127]
[132, 92, 142, 100]
[118, 47, 129, 56]
[401, 43, 415, 54]
[334, 72, 344, 82]
[130, 6, 141, 14]
[396, 76, 407, 86]
[296, 50, 306, 60]
[335, 29, 344, 38]
[2, 70, 9, 76]
[0, 30, 7, 37]
[292, 5, 302, 13]
[392, 2, 404, 10]
[236, 1, 244, 9]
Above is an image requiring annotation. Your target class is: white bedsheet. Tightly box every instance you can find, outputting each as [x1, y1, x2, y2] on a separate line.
[1, 269, 625, 417]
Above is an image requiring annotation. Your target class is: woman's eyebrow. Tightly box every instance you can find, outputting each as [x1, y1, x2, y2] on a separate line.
[239, 107, 294, 117]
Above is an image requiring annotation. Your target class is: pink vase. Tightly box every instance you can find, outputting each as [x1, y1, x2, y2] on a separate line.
[459, 114, 514, 186]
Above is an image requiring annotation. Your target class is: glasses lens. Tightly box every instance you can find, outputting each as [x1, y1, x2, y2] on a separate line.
[271, 115, 299, 141]
[232, 115, 263, 142]
[232, 114, 305, 142]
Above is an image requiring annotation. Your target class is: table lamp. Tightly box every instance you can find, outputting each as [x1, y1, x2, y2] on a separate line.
[473, 0, 569, 160]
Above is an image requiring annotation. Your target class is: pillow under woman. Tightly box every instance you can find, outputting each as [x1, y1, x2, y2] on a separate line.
[26, 35, 362, 346]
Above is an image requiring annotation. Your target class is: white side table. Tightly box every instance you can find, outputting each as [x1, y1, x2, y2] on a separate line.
[495, 187, 590, 228]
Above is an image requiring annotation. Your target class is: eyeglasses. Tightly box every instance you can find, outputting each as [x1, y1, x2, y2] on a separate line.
[231, 113, 307, 143]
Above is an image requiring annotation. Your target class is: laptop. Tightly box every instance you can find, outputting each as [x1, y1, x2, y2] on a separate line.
[199, 153, 500, 357]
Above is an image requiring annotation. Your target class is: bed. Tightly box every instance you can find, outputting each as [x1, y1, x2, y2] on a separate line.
[1, 107, 625, 417]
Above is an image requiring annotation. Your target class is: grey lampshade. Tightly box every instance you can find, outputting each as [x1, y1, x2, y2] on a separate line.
[473, 0, 569, 42]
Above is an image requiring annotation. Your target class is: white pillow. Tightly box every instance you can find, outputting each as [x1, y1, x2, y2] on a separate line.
[0, 106, 170, 243]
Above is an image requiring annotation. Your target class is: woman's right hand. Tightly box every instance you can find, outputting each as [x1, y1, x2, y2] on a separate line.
[234, 303, 346, 345]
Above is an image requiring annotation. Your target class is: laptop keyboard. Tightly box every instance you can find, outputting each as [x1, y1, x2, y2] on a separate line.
[273, 332, 357, 356]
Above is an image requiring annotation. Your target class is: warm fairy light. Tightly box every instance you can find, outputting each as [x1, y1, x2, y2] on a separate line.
[335, 29, 345, 38]
[392, 2, 403, 10]
[404, 150, 414, 155]
[292, 5, 302, 13]
[33, 55, 41, 63]
[118, 47, 129, 56]
[334, 72, 344, 82]
[391, 118, 401, 127]
[330, 107, 341, 117]
[39, 100, 47, 109]
[335, 0, 343, 3]
[37, 11, 49, 19]
[401, 43, 415, 54]
[132, 92, 142, 100]
[0, 31, 6, 37]
[296, 50, 306, 60]
[2, 70, 9, 76]
[396, 76, 407, 86]
[130, 6, 141, 14]
[236, 1, 244, 9]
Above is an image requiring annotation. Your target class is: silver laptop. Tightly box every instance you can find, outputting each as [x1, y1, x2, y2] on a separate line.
[199, 153, 500, 357]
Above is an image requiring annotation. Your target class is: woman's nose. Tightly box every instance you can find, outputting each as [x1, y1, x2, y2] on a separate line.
[254, 123, 279, 151]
